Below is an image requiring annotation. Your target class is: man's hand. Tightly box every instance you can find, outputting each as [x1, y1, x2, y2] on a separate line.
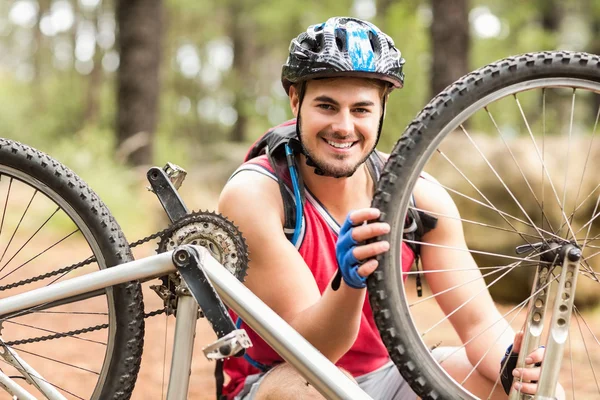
[332, 208, 390, 290]
[504, 331, 545, 395]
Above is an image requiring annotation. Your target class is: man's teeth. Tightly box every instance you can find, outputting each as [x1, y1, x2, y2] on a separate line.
[327, 140, 353, 149]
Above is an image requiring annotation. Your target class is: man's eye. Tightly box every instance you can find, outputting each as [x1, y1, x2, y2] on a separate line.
[354, 108, 370, 113]
[317, 104, 334, 110]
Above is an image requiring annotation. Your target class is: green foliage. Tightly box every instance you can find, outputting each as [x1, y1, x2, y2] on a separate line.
[2, 0, 599, 234]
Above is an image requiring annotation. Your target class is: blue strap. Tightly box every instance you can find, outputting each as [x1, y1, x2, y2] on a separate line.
[285, 144, 303, 246]
[235, 317, 271, 372]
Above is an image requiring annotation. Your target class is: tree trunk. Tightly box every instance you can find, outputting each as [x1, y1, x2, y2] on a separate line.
[84, 7, 103, 126]
[115, 0, 162, 165]
[229, 1, 251, 143]
[32, 0, 51, 109]
[430, 0, 470, 99]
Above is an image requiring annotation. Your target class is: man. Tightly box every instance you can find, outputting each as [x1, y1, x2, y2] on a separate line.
[218, 17, 548, 399]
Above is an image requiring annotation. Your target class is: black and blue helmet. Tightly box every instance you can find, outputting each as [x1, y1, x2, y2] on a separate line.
[281, 17, 405, 94]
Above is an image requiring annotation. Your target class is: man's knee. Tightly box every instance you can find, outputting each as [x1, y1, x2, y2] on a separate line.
[254, 364, 356, 400]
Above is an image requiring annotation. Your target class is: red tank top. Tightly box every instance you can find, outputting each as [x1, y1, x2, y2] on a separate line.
[222, 155, 415, 398]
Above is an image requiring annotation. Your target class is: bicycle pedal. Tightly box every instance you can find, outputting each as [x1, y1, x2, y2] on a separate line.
[163, 162, 187, 189]
[203, 329, 252, 361]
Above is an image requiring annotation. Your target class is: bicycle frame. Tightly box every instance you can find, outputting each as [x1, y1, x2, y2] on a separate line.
[0, 245, 372, 400]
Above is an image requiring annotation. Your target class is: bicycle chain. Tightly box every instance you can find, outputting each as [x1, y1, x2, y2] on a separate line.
[0, 216, 195, 292]
[0, 211, 246, 345]
[4, 309, 167, 347]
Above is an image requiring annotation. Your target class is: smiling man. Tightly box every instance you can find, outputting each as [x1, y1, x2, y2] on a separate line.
[217, 17, 551, 400]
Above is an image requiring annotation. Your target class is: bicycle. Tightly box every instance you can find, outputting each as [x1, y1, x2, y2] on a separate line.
[0, 50, 598, 400]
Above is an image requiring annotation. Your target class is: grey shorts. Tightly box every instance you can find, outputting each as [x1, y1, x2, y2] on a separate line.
[234, 347, 453, 400]
[234, 360, 415, 400]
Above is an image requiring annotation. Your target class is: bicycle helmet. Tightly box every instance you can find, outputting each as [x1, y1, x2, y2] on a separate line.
[281, 17, 405, 93]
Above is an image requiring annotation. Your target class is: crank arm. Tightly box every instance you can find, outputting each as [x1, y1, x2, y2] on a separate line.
[171, 246, 245, 354]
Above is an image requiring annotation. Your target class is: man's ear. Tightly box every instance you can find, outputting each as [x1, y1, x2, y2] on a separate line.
[289, 85, 300, 117]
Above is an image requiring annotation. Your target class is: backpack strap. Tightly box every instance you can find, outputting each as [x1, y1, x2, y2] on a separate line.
[244, 120, 306, 244]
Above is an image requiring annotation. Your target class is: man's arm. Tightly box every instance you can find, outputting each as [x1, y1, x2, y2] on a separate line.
[414, 173, 515, 382]
[218, 171, 388, 362]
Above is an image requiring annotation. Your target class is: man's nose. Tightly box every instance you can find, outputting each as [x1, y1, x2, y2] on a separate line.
[331, 109, 353, 135]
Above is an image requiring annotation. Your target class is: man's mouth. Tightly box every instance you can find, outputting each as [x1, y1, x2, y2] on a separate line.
[324, 139, 356, 149]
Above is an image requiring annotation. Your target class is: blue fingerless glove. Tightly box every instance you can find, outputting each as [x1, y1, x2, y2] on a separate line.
[331, 215, 366, 290]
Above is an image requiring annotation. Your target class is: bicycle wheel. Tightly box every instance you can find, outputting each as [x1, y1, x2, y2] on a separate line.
[370, 51, 600, 399]
[0, 138, 145, 399]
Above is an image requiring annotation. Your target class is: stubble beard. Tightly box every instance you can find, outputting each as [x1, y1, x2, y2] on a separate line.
[298, 122, 373, 178]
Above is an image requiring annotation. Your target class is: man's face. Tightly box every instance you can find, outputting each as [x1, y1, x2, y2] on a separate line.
[290, 77, 384, 178]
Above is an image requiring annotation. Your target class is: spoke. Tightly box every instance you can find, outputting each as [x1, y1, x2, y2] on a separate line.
[569, 102, 600, 226]
[0, 207, 60, 274]
[459, 124, 554, 245]
[47, 257, 96, 286]
[422, 260, 523, 336]
[485, 107, 555, 232]
[514, 94, 577, 242]
[573, 307, 600, 394]
[35, 311, 108, 316]
[542, 89, 547, 234]
[0, 190, 38, 266]
[583, 231, 600, 245]
[0, 229, 79, 282]
[0, 177, 12, 239]
[437, 148, 540, 247]
[0, 351, 86, 400]
[583, 244, 600, 250]
[402, 263, 539, 275]
[559, 89, 576, 231]
[558, 182, 600, 236]
[568, 323, 576, 400]
[574, 207, 600, 236]
[582, 250, 600, 263]
[404, 239, 553, 265]
[580, 257, 600, 283]
[435, 274, 557, 376]
[10, 346, 99, 375]
[411, 255, 551, 307]
[410, 206, 542, 241]
[462, 298, 530, 387]
[5, 320, 106, 345]
[422, 173, 563, 242]
[569, 192, 600, 281]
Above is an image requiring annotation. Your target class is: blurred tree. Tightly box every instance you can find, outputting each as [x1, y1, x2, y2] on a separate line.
[228, 0, 253, 143]
[33, 0, 51, 109]
[116, 0, 162, 165]
[430, 0, 470, 99]
[84, 3, 103, 126]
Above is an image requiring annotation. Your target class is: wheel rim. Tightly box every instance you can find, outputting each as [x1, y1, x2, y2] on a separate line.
[0, 165, 117, 400]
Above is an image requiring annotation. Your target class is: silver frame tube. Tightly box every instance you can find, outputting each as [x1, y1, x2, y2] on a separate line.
[0, 252, 176, 318]
[166, 294, 198, 400]
[0, 343, 66, 400]
[0, 369, 37, 400]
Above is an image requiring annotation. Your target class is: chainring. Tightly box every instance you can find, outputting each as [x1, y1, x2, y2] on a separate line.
[157, 211, 249, 282]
